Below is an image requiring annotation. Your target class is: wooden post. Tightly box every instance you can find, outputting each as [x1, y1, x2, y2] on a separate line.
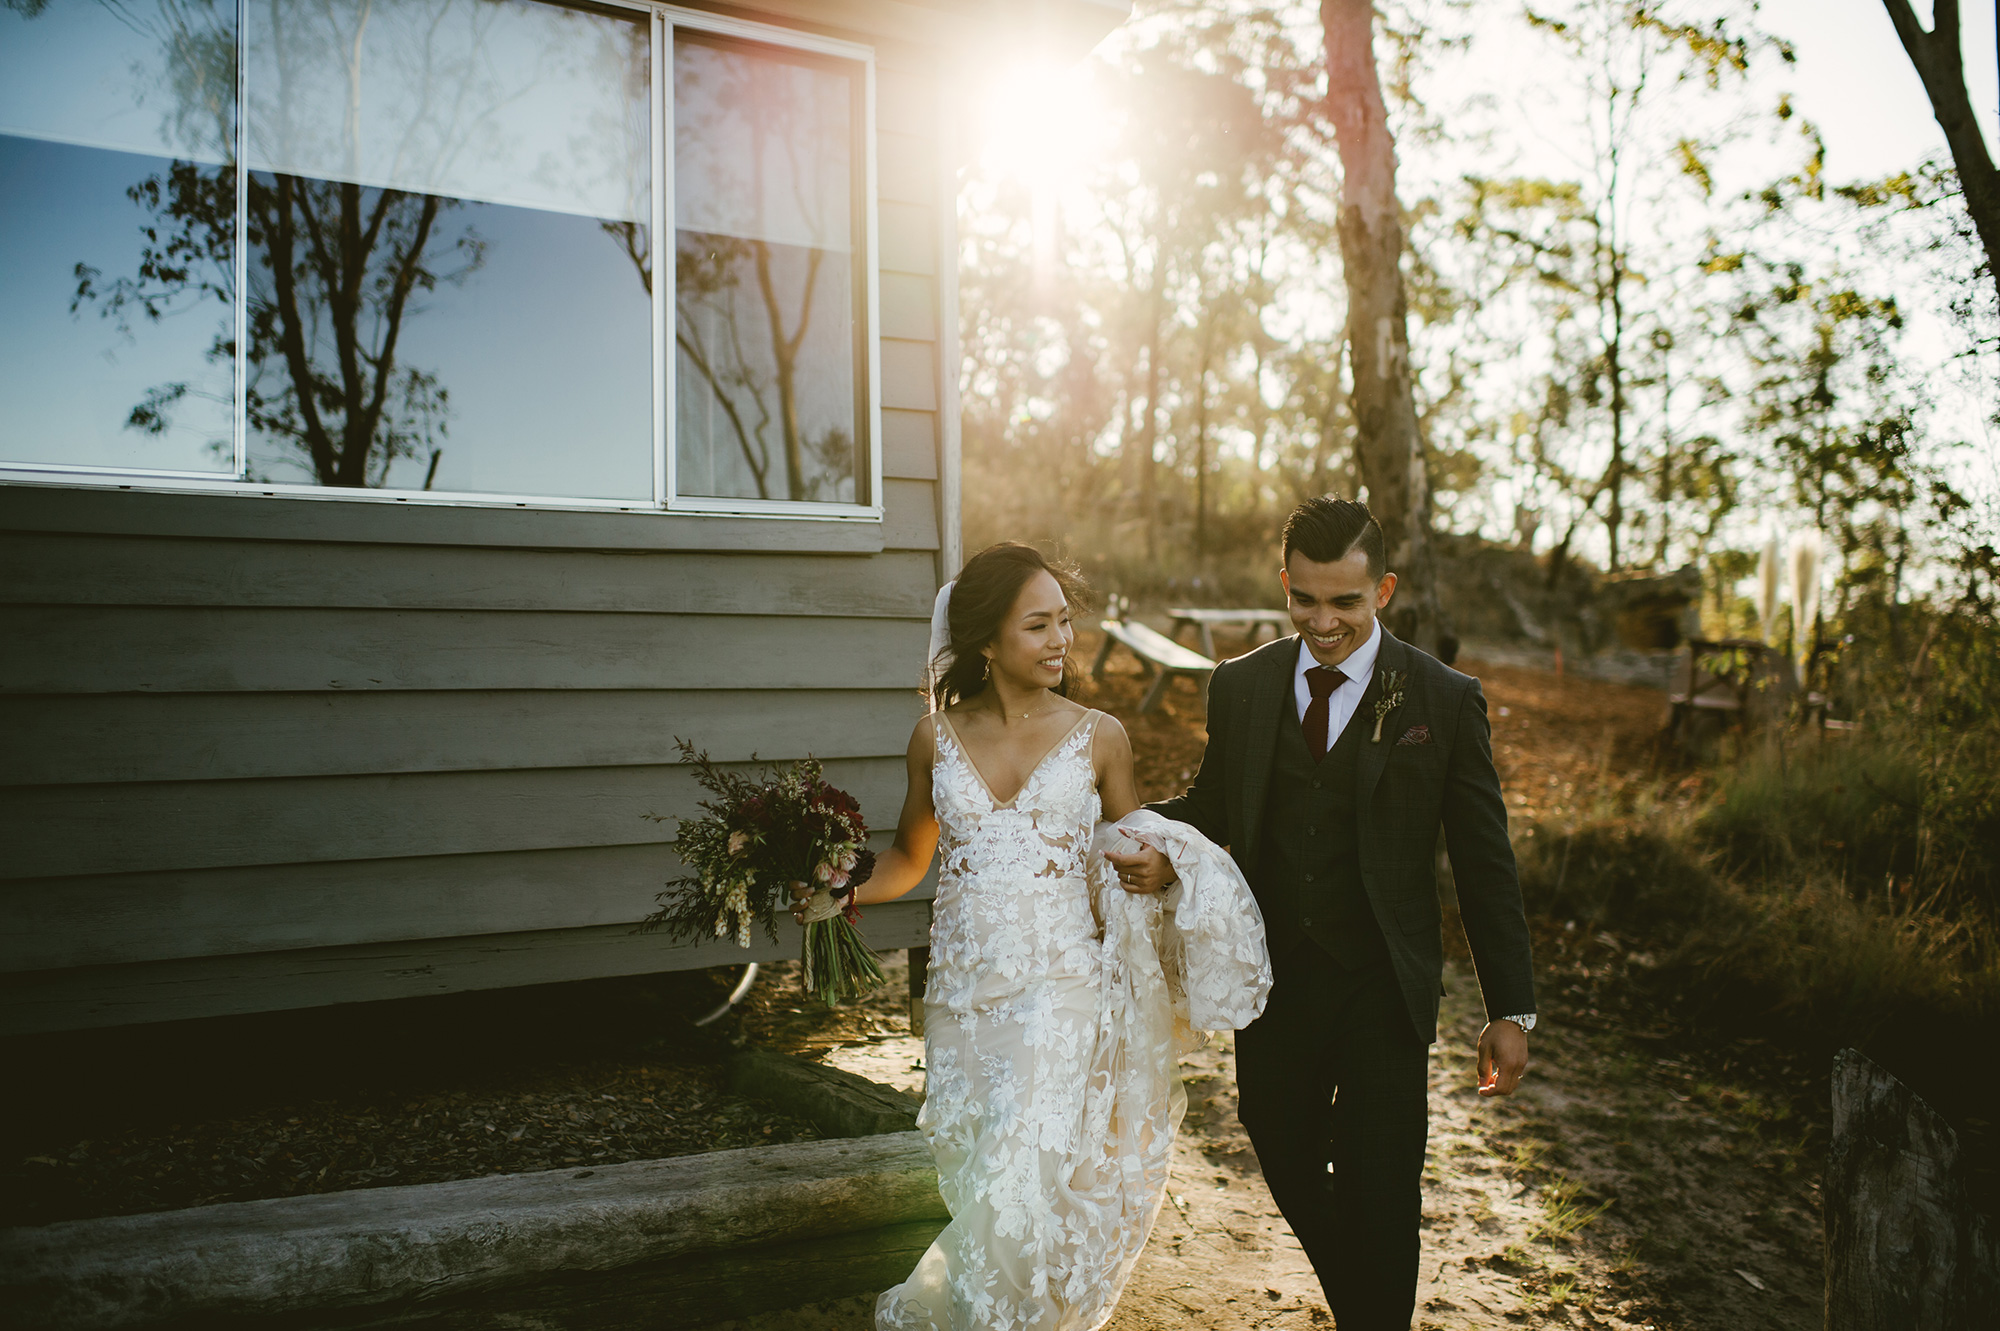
[907, 946, 928, 1038]
[1824, 1048, 1998, 1328]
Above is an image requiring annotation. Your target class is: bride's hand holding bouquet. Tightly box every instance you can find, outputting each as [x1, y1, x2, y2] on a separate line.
[788, 739, 940, 940]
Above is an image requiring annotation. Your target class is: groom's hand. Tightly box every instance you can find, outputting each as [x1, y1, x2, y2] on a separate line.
[1103, 847, 1177, 894]
[1476, 1020, 1529, 1097]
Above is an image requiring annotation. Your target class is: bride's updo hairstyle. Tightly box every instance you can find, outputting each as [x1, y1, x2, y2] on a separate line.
[931, 542, 1092, 712]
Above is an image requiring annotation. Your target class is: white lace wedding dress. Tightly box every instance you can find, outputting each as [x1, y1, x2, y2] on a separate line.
[876, 710, 1272, 1331]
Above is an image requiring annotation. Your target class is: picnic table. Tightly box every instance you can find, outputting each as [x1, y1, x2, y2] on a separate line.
[1166, 607, 1292, 659]
[1092, 618, 1217, 713]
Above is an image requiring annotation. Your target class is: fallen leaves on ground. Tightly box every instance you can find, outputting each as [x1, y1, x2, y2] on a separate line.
[3, 1048, 820, 1225]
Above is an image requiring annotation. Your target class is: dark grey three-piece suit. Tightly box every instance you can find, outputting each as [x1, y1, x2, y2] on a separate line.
[1151, 629, 1536, 1330]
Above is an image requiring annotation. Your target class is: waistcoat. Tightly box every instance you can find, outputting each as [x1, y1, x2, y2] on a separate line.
[1255, 676, 1391, 971]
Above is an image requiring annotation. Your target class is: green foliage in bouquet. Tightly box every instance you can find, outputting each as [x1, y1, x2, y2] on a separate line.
[640, 743, 776, 947]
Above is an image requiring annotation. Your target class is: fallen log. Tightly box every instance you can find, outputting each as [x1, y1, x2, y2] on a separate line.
[0, 1133, 946, 1329]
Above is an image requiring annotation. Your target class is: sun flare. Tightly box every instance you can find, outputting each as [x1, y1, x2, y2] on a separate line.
[974, 56, 1105, 199]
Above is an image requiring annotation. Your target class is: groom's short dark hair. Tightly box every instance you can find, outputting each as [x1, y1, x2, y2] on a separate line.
[1282, 497, 1386, 579]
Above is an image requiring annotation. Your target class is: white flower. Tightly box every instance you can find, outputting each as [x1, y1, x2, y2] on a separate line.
[722, 878, 752, 948]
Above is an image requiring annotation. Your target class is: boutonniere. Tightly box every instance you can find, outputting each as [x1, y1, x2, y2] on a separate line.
[1370, 668, 1408, 742]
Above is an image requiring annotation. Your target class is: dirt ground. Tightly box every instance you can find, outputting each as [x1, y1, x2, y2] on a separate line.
[709, 969, 1823, 1331]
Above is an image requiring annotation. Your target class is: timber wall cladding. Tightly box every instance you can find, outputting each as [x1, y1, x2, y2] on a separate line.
[0, 61, 947, 1034]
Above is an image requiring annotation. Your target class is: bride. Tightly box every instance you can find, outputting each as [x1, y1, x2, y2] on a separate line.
[794, 542, 1272, 1330]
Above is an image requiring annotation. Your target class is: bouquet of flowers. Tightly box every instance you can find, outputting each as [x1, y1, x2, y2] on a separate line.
[641, 739, 883, 1008]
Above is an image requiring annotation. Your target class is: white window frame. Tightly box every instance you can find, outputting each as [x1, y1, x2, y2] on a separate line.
[0, 0, 883, 525]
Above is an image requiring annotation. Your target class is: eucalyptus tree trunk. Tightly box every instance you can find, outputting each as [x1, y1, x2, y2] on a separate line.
[1320, 0, 1441, 652]
[1602, 207, 1628, 571]
[1133, 282, 1168, 563]
[1192, 316, 1218, 555]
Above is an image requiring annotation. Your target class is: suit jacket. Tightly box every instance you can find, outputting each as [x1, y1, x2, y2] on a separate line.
[1150, 629, 1536, 1042]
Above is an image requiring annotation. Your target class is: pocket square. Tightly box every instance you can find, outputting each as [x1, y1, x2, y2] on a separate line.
[1396, 724, 1432, 746]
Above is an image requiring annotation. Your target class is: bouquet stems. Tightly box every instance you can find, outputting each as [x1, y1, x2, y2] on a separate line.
[801, 913, 886, 1009]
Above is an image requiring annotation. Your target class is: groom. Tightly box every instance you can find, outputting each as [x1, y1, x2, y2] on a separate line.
[1110, 496, 1536, 1330]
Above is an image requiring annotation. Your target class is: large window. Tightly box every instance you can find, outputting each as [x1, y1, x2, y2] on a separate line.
[0, 0, 879, 517]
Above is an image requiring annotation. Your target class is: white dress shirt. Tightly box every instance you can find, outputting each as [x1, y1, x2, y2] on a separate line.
[1291, 617, 1383, 737]
[1286, 619, 1537, 1034]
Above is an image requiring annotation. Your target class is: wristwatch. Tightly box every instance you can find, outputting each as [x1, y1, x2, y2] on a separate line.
[1498, 1014, 1536, 1032]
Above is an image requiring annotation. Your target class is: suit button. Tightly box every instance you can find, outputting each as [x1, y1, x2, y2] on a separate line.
[1302, 916, 1314, 927]
[1303, 872, 1314, 883]
[1307, 826, 1317, 836]
[1311, 780, 1322, 789]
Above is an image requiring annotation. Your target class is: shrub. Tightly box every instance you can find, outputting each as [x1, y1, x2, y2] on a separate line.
[1523, 812, 1998, 1077]
[1698, 734, 1928, 904]
[1697, 721, 1998, 923]
[1517, 821, 1734, 936]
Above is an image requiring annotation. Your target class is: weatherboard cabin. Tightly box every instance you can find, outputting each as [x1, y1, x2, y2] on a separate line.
[0, 0, 1127, 1034]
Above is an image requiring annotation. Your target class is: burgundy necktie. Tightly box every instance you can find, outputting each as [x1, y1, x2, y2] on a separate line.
[1302, 665, 1346, 761]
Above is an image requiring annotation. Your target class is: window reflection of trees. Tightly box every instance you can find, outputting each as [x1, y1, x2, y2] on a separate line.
[671, 40, 858, 504]
[240, 0, 493, 488]
[81, 159, 477, 489]
[67, 0, 651, 491]
[245, 175, 478, 488]
[39, 0, 238, 461]
[32, 0, 866, 505]
[675, 234, 854, 503]
[4, 0, 236, 154]
[71, 159, 238, 447]
[61, 0, 476, 487]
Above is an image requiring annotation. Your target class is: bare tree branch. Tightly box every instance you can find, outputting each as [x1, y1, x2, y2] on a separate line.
[1881, 0, 2000, 303]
